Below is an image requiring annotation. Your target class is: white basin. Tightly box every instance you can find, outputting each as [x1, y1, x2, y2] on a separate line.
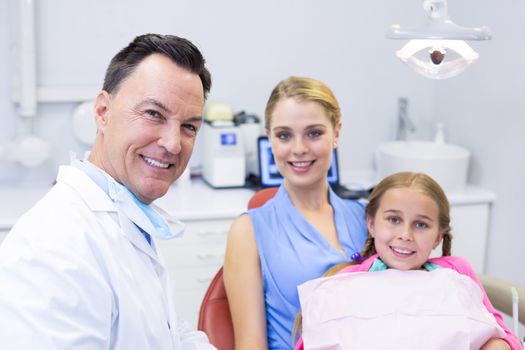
[376, 141, 470, 193]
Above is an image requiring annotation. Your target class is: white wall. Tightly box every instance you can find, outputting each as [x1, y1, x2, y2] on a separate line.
[0, 0, 523, 286]
[0, 0, 433, 186]
[432, 0, 525, 285]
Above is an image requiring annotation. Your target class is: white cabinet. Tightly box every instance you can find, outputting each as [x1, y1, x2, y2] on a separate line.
[154, 181, 255, 328]
[449, 203, 491, 273]
[429, 187, 495, 274]
[155, 218, 233, 327]
[430, 202, 491, 273]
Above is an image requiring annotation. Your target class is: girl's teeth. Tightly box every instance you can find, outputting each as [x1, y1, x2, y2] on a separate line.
[392, 247, 413, 255]
[143, 156, 169, 169]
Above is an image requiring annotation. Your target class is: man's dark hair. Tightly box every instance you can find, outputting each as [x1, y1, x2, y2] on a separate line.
[103, 33, 211, 99]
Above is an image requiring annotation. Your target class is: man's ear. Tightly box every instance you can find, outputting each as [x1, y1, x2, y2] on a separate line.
[366, 215, 375, 237]
[94, 91, 111, 134]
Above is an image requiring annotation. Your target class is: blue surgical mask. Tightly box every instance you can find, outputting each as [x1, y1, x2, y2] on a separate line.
[107, 179, 185, 240]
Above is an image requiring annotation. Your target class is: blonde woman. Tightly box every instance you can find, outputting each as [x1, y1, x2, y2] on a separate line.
[224, 76, 368, 349]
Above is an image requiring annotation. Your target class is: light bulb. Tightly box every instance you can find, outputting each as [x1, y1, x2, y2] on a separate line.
[430, 47, 445, 65]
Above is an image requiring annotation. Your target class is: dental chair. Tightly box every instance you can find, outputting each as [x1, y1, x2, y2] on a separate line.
[197, 186, 524, 349]
[197, 266, 232, 350]
[479, 274, 525, 327]
[197, 187, 278, 350]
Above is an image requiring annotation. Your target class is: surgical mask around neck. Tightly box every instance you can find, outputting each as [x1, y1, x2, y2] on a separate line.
[107, 179, 185, 240]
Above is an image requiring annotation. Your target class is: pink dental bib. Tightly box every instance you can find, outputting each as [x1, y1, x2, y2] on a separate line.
[298, 268, 505, 350]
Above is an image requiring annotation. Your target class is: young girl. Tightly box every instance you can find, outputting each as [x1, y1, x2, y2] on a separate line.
[294, 172, 522, 350]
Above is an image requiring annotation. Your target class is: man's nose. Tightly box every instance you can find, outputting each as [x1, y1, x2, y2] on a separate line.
[158, 124, 182, 155]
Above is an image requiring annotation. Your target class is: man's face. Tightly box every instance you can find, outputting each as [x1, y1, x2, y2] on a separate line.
[90, 53, 204, 204]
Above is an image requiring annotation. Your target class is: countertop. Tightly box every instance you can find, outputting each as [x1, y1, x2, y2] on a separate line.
[154, 179, 255, 221]
[0, 179, 255, 230]
[0, 186, 51, 230]
[0, 176, 496, 230]
[341, 170, 496, 205]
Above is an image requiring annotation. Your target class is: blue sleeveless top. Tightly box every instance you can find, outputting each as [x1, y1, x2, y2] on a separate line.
[249, 185, 367, 349]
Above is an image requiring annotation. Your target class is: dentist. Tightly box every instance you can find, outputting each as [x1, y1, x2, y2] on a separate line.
[0, 34, 215, 349]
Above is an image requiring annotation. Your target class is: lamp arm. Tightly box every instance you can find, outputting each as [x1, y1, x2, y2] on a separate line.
[424, 0, 448, 20]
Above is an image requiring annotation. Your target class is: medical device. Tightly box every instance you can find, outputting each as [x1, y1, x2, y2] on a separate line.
[201, 121, 246, 188]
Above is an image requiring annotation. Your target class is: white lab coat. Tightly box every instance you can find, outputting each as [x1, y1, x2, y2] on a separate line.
[0, 166, 216, 350]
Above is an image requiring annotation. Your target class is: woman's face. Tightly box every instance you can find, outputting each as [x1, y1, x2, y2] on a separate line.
[367, 187, 444, 270]
[267, 98, 340, 190]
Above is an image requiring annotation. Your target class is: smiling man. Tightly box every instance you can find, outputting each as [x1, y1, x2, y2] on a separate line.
[0, 34, 215, 349]
[89, 53, 205, 204]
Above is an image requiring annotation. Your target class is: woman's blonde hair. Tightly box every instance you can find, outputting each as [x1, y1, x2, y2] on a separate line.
[264, 76, 341, 132]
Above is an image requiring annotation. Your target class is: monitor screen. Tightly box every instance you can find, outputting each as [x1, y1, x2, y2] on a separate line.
[257, 136, 339, 187]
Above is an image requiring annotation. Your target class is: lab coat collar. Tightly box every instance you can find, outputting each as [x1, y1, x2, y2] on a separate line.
[56, 165, 161, 263]
[70, 154, 185, 241]
[56, 165, 115, 212]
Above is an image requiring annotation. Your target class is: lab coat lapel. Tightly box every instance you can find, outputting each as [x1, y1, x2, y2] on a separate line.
[116, 211, 161, 263]
[56, 165, 115, 212]
[57, 165, 161, 263]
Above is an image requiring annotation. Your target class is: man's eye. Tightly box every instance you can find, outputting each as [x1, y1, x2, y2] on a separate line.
[183, 124, 197, 133]
[144, 109, 162, 119]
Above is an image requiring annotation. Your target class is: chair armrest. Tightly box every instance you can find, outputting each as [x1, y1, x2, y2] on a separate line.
[479, 274, 525, 326]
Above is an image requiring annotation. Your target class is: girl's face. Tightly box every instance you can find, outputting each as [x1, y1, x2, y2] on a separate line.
[268, 98, 340, 190]
[367, 187, 444, 270]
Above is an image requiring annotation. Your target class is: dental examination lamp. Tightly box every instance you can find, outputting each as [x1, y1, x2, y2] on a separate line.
[387, 0, 491, 79]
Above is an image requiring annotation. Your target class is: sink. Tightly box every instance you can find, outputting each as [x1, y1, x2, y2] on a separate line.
[375, 141, 470, 193]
